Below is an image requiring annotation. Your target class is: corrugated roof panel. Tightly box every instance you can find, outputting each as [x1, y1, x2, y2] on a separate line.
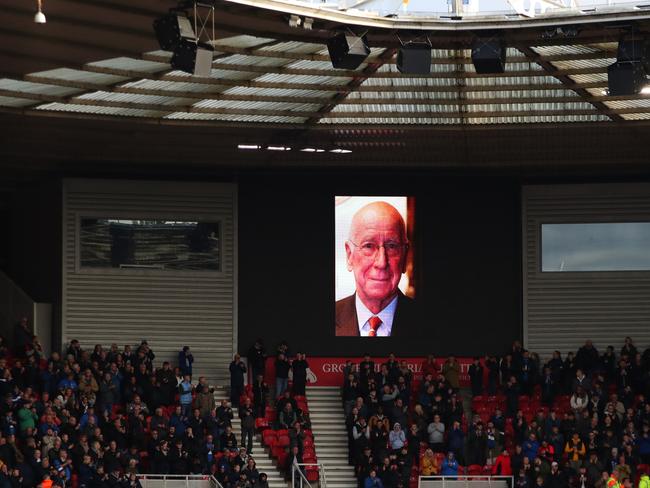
[375, 63, 455, 74]
[252, 73, 351, 85]
[286, 59, 349, 70]
[464, 88, 573, 99]
[35, 102, 166, 118]
[29, 68, 128, 86]
[213, 35, 276, 49]
[531, 45, 601, 56]
[329, 103, 461, 113]
[88, 57, 169, 74]
[205, 69, 258, 81]
[604, 98, 650, 109]
[464, 75, 562, 86]
[221, 86, 336, 98]
[263, 41, 323, 54]
[467, 114, 610, 124]
[217, 54, 291, 68]
[165, 112, 306, 123]
[0, 79, 83, 97]
[0, 96, 40, 108]
[346, 90, 460, 101]
[76, 91, 195, 106]
[622, 113, 650, 120]
[464, 101, 598, 112]
[318, 116, 462, 124]
[144, 50, 172, 61]
[551, 58, 614, 69]
[192, 99, 321, 111]
[362, 76, 457, 87]
[119, 79, 229, 94]
[570, 73, 607, 84]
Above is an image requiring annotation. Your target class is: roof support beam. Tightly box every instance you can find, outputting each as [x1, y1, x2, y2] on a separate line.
[517, 45, 623, 122]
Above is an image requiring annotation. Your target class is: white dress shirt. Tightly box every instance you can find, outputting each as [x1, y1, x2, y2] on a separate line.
[356, 294, 398, 337]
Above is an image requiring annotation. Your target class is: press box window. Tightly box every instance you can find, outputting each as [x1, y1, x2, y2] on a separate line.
[541, 222, 650, 272]
[80, 218, 220, 271]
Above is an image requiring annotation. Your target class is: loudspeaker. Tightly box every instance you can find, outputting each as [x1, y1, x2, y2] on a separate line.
[617, 40, 650, 71]
[327, 33, 370, 70]
[607, 61, 646, 95]
[397, 43, 432, 74]
[471, 39, 506, 74]
[153, 13, 195, 51]
[171, 41, 214, 77]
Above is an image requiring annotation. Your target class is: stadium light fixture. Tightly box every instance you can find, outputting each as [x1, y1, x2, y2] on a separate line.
[397, 38, 432, 75]
[607, 39, 650, 96]
[327, 32, 370, 70]
[34, 0, 46, 23]
[153, 3, 215, 77]
[471, 36, 506, 74]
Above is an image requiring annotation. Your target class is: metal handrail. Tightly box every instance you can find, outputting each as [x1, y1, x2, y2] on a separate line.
[136, 474, 224, 488]
[418, 475, 514, 488]
[292, 461, 328, 488]
[292, 462, 313, 488]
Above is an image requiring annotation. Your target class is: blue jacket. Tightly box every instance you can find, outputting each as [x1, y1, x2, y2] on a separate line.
[364, 476, 384, 488]
[441, 458, 459, 476]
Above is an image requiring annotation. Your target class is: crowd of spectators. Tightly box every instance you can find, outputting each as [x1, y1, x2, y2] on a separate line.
[0, 319, 272, 488]
[342, 340, 650, 488]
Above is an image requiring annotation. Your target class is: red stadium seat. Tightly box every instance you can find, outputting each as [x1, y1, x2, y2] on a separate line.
[276, 435, 290, 447]
[255, 418, 270, 430]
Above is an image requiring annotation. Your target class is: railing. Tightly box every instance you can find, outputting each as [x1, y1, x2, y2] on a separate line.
[419, 475, 514, 488]
[137, 474, 224, 488]
[292, 462, 328, 488]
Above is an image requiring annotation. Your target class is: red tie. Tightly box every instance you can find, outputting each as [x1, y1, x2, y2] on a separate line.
[368, 316, 382, 337]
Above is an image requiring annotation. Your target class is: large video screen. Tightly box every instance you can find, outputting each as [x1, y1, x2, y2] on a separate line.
[335, 196, 416, 337]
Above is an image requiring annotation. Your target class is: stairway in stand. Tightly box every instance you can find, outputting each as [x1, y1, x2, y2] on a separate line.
[213, 388, 287, 488]
[306, 386, 358, 488]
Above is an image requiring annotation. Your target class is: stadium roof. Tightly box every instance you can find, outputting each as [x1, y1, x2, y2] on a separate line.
[2, 0, 650, 127]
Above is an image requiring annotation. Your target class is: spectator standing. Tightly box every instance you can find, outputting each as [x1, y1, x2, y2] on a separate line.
[292, 353, 309, 396]
[13, 317, 32, 356]
[275, 353, 291, 398]
[248, 339, 267, 381]
[469, 358, 484, 397]
[178, 346, 194, 378]
[443, 357, 460, 391]
[239, 398, 255, 454]
[179, 375, 193, 417]
[230, 354, 247, 407]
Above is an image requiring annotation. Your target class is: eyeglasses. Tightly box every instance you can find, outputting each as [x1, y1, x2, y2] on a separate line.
[348, 240, 407, 258]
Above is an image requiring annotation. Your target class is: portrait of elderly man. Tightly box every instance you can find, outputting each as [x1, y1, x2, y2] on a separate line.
[336, 200, 416, 337]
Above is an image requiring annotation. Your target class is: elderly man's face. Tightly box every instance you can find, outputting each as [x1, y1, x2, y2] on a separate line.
[345, 202, 407, 311]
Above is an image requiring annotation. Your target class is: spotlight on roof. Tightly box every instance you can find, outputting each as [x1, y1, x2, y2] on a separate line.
[327, 32, 370, 70]
[397, 41, 432, 75]
[471, 37, 506, 74]
[153, 12, 195, 51]
[153, 10, 213, 77]
[238, 144, 261, 150]
[330, 148, 352, 153]
[34, 0, 46, 23]
[171, 41, 214, 77]
[607, 39, 650, 96]
[267, 146, 291, 151]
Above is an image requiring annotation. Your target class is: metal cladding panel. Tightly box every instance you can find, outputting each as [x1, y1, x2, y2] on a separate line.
[522, 184, 650, 362]
[62, 179, 237, 384]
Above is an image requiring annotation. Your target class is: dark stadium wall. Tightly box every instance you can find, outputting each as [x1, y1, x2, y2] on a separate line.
[238, 172, 522, 358]
[8, 181, 63, 348]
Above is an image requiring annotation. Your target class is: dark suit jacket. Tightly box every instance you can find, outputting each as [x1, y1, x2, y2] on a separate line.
[335, 292, 417, 337]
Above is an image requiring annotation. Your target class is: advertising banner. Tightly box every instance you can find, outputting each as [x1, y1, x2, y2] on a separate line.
[263, 356, 477, 388]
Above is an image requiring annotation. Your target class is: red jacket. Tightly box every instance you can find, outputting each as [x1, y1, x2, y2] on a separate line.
[492, 453, 512, 476]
